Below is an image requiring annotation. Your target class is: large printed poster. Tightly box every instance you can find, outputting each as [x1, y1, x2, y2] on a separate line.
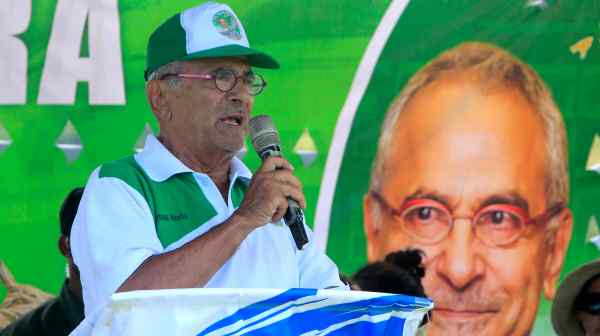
[319, 1, 600, 334]
[1, 1, 599, 335]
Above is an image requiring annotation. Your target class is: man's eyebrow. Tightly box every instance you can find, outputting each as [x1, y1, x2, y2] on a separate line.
[402, 189, 530, 214]
[214, 64, 250, 70]
[479, 192, 530, 214]
[404, 188, 452, 209]
[209, 66, 227, 73]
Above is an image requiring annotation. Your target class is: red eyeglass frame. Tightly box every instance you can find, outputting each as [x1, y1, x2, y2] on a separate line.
[369, 191, 565, 246]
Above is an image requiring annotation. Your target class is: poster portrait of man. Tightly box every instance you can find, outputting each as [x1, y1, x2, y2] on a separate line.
[363, 41, 572, 335]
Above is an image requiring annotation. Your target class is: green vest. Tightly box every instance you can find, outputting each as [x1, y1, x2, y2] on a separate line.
[99, 156, 248, 248]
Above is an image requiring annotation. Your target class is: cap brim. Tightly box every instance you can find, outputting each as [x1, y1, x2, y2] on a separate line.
[182, 44, 279, 69]
[552, 260, 600, 335]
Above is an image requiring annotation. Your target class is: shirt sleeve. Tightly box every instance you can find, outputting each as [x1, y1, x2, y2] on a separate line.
[70, 168, 163, 317]
[296, 224, 349, 290]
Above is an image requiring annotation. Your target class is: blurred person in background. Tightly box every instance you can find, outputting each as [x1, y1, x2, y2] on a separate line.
[1, 187, 84, 336]
[353, 248, 427, 298]
[552, 260, 600, 336]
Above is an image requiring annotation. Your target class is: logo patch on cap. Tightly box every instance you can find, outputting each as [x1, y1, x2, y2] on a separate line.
[212, 10, 242, 41]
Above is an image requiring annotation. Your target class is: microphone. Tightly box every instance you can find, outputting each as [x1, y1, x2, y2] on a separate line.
[249, 115, 309, 250]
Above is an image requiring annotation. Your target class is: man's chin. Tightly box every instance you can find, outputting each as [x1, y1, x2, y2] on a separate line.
[215, 137, 245, 156]
[223, 145, 245, 157]
[426, 309, 498, 336]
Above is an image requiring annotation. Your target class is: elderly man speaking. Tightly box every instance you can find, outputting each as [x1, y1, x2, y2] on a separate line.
[71, 1, 346, 320]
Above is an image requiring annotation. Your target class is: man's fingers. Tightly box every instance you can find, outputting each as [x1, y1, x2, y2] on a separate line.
[271, 170, 303, 190]
[271, 199, 288, 222]
[259, 156, 294, 173]
[281, 185, 307, 209]
[240, 156, 305, 227]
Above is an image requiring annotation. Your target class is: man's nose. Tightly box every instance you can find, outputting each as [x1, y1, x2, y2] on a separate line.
[227, 78, 251, 105]
[434, 219, 485, 290]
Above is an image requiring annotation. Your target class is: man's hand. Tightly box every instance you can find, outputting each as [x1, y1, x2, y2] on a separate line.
[235, 156, 306, 229]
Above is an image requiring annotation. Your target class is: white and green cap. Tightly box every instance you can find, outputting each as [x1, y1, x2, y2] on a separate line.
[145, 2, 279, 80]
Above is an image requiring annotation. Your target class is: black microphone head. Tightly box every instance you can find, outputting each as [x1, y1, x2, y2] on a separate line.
[249, 115, 281, 156]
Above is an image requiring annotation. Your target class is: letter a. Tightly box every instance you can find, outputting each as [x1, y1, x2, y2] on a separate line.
[38, 0, 125, 105]
[0, 0, 30, 104]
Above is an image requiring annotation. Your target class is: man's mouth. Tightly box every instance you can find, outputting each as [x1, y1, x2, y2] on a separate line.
[219, 115, 244, 126]
[433, 307, 498, 321]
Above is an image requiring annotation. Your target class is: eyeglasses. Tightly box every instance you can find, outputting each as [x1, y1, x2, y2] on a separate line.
[369, 191, 564, 247]
[159, 68, 267, 96]
[575, 293, 600, 315]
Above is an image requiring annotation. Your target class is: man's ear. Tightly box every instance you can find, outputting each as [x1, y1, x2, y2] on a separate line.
[364, 194, 380, 262]
[58, 235, 70, 258]
[543, 208, 573, 299]
[146, 80, 172, 122]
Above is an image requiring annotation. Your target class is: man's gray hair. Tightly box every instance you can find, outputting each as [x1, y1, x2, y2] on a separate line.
[370, 42, 569, 209]
[146, 61, 184, 88]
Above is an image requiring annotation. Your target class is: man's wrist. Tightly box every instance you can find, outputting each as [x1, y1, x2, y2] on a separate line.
[228, 211, 258, 237]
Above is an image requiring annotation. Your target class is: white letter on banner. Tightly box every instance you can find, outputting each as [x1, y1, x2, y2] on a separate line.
[38, 0, 125, 105]
[0, 0, 31, 104]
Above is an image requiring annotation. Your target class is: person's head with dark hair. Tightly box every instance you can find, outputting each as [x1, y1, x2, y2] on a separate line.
[0, 187, 86, 335]
[58, 187, 85, 299]
[338, 273, 359, 290]
[59, 187, 84, 238]
[353, 249, 429, 328]
[352, 249, 427, 298]
[552, 260, 600, 336]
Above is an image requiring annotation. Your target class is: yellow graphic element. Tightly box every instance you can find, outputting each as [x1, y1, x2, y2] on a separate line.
[570, 36, 594, 60]
[294, 128, 317, 152]
[586, 134, 600, 173]
[293, 128, 318, 167]
[585, 216, 600, 250]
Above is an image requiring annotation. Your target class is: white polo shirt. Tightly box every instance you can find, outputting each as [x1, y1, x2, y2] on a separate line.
[71, 135, 346, 318]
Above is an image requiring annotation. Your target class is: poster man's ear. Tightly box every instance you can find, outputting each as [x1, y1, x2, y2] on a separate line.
[543, 208, 573, 299]
[364, 194, 379, 262]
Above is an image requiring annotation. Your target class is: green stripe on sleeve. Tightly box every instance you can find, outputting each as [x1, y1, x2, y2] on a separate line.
[99, 156, 217, 247]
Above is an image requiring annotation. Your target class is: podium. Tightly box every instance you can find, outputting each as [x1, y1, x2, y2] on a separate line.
[71, 288, 433, 336]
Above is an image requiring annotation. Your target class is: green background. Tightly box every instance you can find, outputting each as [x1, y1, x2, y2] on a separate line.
[0, 1, 599, 335]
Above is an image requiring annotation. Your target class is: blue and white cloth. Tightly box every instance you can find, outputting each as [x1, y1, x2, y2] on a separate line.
[70, 288, 433, 336]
